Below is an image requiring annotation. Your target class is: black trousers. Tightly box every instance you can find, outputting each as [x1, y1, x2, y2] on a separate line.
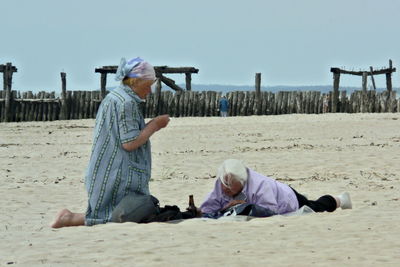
[291, 188, 337, 212]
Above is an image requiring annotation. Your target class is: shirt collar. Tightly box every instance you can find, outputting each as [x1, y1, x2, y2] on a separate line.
[120, 84, 145, 103]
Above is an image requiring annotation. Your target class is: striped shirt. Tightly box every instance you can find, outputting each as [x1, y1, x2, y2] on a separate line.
[84, 85, 152, 226]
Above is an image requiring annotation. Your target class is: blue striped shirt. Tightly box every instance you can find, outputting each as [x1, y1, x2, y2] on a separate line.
[85, 85, 152, 226]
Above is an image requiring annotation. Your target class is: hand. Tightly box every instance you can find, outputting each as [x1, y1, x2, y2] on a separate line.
[222, 200, 246, 210]
[186, 207, 202, 218]
[153, 115, 170, 130]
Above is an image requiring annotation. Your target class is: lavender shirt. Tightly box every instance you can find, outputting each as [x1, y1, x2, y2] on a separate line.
[200, 168, 299, 214]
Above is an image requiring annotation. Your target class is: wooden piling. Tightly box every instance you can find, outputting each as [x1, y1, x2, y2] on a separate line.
[332, 72, 340, 113]
[3, 63, 12, 122]
[237, 91, 244, 116]
[185, 73, 192, 91]
[27, 91, 33, 121]
[362, 72, 368, 92]
[340, 91, 347, 113]
[100, 73, 107, 99]
[260, 92, 267, 115]
[255, 73, 261, 115]
[60, 72, 67, 120]
[179, 91, 185, 117]
[209, 91, 216, 117]
[369, 67, 377, 90]
[386, 73, 393, 92]
[389, 91, 396, 112]
[231, 91, 238, 116]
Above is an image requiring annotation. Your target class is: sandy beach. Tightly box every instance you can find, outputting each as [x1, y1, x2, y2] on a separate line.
[1, 113, 399, 266]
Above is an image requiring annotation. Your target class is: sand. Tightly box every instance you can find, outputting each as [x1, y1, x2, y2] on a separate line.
[1, 113, 399, 266]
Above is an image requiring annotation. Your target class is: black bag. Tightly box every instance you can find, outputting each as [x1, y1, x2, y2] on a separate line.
[110, 193, 159, 223]
[110, 193, 196, 223]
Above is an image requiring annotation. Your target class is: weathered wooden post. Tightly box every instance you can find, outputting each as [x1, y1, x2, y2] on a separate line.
[154, 75, 162, 116]
[361, 72, 368, 113]
[3, 65, 9, 122]
[255, 73, 261, 115]
[60, 72, 68, 120]
[369, 67, 376, 90]
[362, 72, 368, 92]
[332, 72, 340, 113]
[100, 73, 107, 99]
[153, 72, 162, 117]
[155, 76, 162, 95]
[2, 65, 7, 90]
[338, 91, 345, 113]
[3, 63, 13, 122]
[185, 73, 192, 91]
[386, 59, 393, 92]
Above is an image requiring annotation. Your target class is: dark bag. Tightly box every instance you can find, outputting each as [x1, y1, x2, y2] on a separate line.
[110, 193, 160, 223]
[110, 193, 196, 223]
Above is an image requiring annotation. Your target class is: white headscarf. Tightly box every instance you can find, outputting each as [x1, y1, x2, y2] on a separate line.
[115, 57, 156, 81]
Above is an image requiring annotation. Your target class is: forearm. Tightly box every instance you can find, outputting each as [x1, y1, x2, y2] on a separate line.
[145, 118, 154, 126]
[222, 200, 246, 210]
[122, 121, 159, 151]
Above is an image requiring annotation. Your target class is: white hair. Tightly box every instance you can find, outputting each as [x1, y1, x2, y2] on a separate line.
[218, 159, 248, 187]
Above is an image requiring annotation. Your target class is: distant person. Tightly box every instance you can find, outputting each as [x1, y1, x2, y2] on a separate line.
[51, 57, 170, 228]
[219, 95, 229, 117]
[200, 159, 352, 216]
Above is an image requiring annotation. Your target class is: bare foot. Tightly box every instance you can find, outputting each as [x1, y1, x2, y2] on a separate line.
[50, 209, 85, 228]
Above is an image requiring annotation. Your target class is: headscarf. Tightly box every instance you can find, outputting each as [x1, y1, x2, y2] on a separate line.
[115, 57, 156, 81]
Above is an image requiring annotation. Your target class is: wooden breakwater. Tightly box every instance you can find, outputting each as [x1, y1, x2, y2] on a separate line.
[0, 90, 102, 122]
[0, 89, 398, 122]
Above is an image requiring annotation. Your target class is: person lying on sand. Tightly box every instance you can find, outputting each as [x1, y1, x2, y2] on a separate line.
[199, 159, 352, 217]
[51, 57, 169, 228]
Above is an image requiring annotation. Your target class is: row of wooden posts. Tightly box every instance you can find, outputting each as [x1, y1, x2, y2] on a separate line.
[330, 60, 396, 112]
[0, 89, 398, 122]
[2, 61, 398, 122]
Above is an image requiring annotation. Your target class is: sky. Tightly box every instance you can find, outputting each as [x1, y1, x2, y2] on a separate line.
[1, 0, 399, 92]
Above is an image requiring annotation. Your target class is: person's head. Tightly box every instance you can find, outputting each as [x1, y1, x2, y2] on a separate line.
[218, 159, 248, 197]
[122, 77, 155, 99]
[115, 57, 156, 99]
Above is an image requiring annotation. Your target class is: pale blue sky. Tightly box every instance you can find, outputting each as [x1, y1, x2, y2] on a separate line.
[1, 0, 399, 92]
